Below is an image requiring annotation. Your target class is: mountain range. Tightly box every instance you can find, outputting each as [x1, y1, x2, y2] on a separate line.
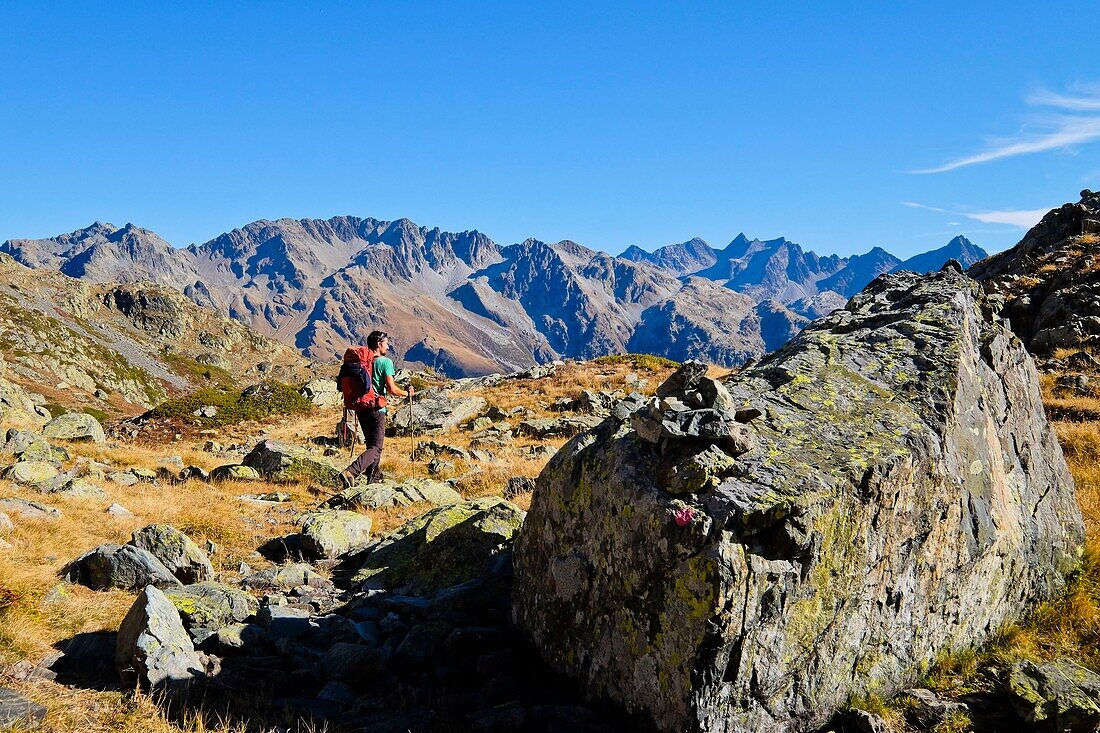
[0, 219, 987, 376]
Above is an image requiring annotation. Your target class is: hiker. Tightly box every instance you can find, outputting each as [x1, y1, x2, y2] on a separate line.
[338, 330, 412, 488]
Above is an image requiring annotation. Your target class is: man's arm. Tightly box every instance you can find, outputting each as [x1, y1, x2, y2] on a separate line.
[385, 374, 412, 398]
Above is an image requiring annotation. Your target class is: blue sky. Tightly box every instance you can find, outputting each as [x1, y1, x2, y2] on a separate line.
[2, 2, 1098, 258]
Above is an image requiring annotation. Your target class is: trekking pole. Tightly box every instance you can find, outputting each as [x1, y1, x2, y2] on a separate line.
[408, 378, 416, 462]
[346, 408, 359, 462]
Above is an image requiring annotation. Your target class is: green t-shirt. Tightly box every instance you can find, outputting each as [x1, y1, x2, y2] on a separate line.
[372, 356, 395, 412]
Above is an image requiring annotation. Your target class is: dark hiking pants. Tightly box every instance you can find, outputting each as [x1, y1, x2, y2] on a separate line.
[346, 408, 385, 482]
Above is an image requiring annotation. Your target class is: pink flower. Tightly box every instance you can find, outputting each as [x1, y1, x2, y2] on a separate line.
[673, 506, 696, 527]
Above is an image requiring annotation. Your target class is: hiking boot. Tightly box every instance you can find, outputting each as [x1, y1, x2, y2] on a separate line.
[367, 469, 384, 484]
[338, 470, 354, 490]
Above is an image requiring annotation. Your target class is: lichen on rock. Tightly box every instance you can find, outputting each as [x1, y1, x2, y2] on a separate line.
[512, 267, 1085, 733]
[353, 496, 525, 595]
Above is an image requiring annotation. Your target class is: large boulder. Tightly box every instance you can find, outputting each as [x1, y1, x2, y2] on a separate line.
[129, 524, 214, 584]
[242, 440, 340, 487]
[390, 392, 488, 435]
[42, 412, 106, 444]
[65, 544, 181, 591]
[299, 509, 373, 559]
[512, 267, 1085, 733]
[115, 585, 204, 689]
[353, 497, 525, 595]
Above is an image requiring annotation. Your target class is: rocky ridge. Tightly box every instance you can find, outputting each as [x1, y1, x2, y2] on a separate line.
[971, 189, 1100, 354]
[3, 219, 985, 376]
[0, 253, 309, 416]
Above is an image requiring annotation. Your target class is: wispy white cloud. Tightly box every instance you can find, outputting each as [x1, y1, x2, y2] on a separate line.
[902, 201, 1046, 229]
[964, 209, 1048, 227]
[914, 83, 1100, 173]
[901, 201, 948, 213]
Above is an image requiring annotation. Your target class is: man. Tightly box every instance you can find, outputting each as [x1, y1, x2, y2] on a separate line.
[339, 330, 412, 488]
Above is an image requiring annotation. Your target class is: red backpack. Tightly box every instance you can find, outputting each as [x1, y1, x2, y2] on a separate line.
[338, 346, 388, 410]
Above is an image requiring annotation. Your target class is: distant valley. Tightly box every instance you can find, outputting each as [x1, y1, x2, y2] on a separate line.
[0, 219, 987, 376]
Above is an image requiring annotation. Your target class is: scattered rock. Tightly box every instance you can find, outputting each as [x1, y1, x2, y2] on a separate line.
[3, 461, 59, 486]
[107, 503, 134, 518]
[206, 622, 265, 654]
[514, 416, 602, 440]
[899, 688, 967, 730]
[42, 412, 106, 444]
[244, 563, 334, 591]
[353, 497, 525, 595]
[47, 478, 107, 499]
[162, 582, 259, 630]
[300, 378, 342, 408]
[108, 471, 140, 486]
[178, 465, 210, 481]
[242, 440, 340, 487]
[1007, 659, 1100, 732]
[654, 359, 709, 398]
[503, 476, 536, 499]
[390, 392, 488, 435]
[0, 498, 60, 521]
[0, 512, 11, 534]
[209, 464, 260, 481]
[115, 585, 204, 689]
[0, 687, 46, 730]
[66, 544, 180, 591]
[299, 509, 373, 560]
[130, 524, 214, 584]
[322, 478, 462, 511]
[520, 444, 557, 460]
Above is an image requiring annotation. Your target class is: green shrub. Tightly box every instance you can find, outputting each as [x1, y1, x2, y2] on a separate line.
[149, 380, 311, 427]
[592, 353, 680, 371]
[160, 350, 234, 388]
[40, 404, 109, 423]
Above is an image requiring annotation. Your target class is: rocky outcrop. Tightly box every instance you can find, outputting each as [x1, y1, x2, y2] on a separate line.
[971, 190, 1100, 354]
[513, 266, 1083, 733]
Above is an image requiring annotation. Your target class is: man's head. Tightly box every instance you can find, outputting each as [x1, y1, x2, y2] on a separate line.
[367, 330, 390, 354]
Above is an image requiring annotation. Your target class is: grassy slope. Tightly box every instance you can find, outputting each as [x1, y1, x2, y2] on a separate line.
[0, 358, 675, 733]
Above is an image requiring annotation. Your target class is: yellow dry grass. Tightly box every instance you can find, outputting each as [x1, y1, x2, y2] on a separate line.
[0, 358, 664, 731]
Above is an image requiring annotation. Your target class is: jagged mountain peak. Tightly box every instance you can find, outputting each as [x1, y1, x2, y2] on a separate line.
[2, 212, 994, 376]
[892, 236, 988, 275]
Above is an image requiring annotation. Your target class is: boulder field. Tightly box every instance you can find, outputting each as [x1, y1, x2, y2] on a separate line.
[513, 265, 1085, 732]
